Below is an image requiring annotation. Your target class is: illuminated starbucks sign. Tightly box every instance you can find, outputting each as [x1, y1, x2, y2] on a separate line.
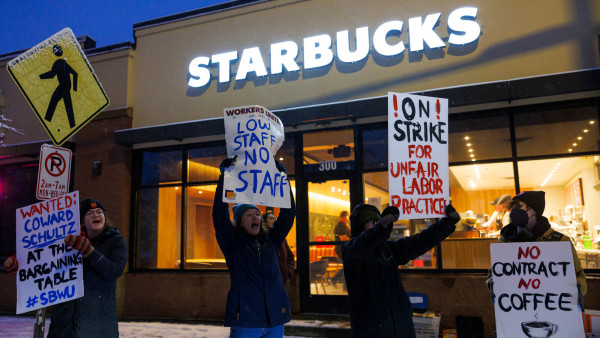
[188, 7, 480, 88]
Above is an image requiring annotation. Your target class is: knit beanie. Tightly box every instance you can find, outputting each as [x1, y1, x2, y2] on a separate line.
[512, 191, 545, 215]
[350, 204, 381, 237]
[232, 204, 260, 226]
[80, 198, 106, 221]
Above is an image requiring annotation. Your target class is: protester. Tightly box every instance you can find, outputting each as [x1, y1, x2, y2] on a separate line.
[261, 212, 295, 285]
[342, 203, 461, 337]
[214, 157, 296, 337]
[3, 198, 127, 338]
[486, 191, 587, 309]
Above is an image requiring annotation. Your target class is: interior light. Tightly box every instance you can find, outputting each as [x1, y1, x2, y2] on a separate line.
[331, 187, 336, 192]
[338, 189, 341, 192]
[175, 187, 179, 190]
[573, 143, 577, 146]
[465, 136, 470, 140]
[469, 180, 475, 188]
[468, 149, 473, 152]
[471, 159, 476, 162]
[568, 149, 573, 152]
[343, 191, 347, 196]
[557, 163, 561, 166]
[279, 157, 284, 161]
[541, 173, 553, 187]
[199, 191, 203, 194]
[466, 143, 471, 147]
[470, 154, 474, 157]
[584, 129, 589, 133]
[590, 120, 595, 124]
[365, 198, 368, 201]
[577, 136, 582, 140]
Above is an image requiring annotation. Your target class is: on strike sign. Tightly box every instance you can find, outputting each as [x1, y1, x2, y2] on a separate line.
[37, 144, 72, 200]
[388, 92, 449, 219]
[490, 242, 584, 337]
[16, 191, 83, 314]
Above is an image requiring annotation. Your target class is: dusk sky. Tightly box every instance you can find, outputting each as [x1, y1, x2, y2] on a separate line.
[0, 1, 231, 55]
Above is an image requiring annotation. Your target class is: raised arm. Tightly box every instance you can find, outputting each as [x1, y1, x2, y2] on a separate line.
[266, 161, 296, 247]
[342, 206, 399, 263]
[213, 172, 235, 261]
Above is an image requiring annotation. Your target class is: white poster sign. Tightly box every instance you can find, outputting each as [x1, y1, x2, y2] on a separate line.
[388, 92, 449, 219]
[490, 242, 584, 337]
[223, 105, 291, 208]
[37, 144, 72, 200]
[15, 191, 83, 314]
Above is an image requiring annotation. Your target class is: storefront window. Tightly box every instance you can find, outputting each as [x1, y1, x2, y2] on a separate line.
[445, 162, 516, 269]
[136, 186, 182, 269]
[518, 156, 600, 268]
[363, 127, 387, 169]
[514, 103, 599, 157]
[140, 150, 182, 185]
[188, 146, 225, 183]
[363, 171, 437, 269]
[449, 112, 511, 162]
[303, 129, 354, 173]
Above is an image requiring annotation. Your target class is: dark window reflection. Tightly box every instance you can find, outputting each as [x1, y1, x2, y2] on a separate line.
[140, 150, 182, 185]
[363, 128, 387, 169]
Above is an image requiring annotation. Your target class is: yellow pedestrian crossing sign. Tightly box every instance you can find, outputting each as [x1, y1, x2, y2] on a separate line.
[7, 28, 109, 146]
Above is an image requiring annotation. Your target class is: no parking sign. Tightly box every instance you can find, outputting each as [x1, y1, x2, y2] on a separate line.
[36, 144, 71, 200]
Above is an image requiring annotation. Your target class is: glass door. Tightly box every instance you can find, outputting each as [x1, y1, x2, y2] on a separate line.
[307, 179, 351, 296]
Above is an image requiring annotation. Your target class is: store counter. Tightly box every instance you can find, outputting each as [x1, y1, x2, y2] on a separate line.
[441, 236, 497, 269]
[576, 248, 600, 269]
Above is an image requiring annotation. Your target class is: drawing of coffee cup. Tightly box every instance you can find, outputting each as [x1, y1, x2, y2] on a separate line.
[521, 321, 558, 338]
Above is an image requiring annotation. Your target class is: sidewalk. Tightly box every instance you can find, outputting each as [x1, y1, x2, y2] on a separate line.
[0, 315, 350, 338]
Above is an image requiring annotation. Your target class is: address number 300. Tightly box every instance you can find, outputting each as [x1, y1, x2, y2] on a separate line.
[318, 160, 337, 171]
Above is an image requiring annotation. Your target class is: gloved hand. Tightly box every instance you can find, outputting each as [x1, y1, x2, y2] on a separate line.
[64, 233, 94, 258]
[578, 284, 584, 311]
[489, 278, 496, 304]
[3, 254, 18, 276]
[275, 160, 287, 174]
[219, 155, 237, 174]
[381, 206, 400, 222]
[444, 204, 461, 225]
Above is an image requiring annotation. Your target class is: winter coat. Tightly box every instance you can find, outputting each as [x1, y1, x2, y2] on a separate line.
[342, 217, 456, 337]
[279, 239, 295, 285]
[213, 175, 296, 328]
[485, 216, 587, 297]
[48, 226, 127, 338]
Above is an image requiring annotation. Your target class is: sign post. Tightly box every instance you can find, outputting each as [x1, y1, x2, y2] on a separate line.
[7, 28, 109, 146]
[388, 92, 449, 219]
[222, 105, 291, 208]
[37, 144, 72, 200]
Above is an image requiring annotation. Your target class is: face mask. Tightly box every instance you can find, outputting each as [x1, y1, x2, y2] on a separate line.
[510, 209, 530, 227]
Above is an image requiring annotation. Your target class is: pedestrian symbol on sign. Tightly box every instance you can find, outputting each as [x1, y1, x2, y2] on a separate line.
[39, 45, 78, 128]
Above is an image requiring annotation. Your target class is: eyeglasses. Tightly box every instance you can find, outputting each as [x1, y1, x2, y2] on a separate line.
[85, 209, 104, 217]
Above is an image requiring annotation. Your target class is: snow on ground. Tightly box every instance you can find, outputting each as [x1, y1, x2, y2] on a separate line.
[0, 316, 313, 337]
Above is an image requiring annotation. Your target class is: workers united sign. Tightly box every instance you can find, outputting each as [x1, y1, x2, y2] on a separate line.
[223, 105, 291, 208]
[7, 28, 109, 146]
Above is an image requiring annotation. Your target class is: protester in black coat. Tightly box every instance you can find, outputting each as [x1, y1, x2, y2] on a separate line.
[48, 199, 127, 338]
[342, 204, 460, 337]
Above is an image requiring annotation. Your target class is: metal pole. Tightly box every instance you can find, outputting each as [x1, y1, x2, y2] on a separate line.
[33, 308, 46, 338]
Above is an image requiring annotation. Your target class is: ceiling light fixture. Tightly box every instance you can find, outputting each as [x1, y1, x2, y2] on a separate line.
[541, 173, 553, 187]
[465, 136, 470, 140]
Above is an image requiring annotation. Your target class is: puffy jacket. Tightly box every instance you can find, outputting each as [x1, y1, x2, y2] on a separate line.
[342, 217, 455, 337]
[213, 175, 296, 328]
[48, 226, 127, 338]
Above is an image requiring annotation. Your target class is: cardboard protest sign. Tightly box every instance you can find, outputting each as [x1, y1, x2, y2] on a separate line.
[388, 93, 449, 219]
[223, 105, 291, 208]
[490, 242, 584, 337]
[15, 191, 83, 314]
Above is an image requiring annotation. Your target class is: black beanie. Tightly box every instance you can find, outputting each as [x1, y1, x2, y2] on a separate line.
[80, 198, 106, 221]
[512, 191, 545, 215]
[350, 204, 381, 237]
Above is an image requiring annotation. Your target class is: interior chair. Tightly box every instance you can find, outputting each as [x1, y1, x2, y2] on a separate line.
[310, 259, 329, 295]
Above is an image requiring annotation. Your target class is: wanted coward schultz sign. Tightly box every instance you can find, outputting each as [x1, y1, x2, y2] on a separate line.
[15, 191, 83, 314]
[223, 105, 291, 208]
[490, 242, 585, 337]
[388, 93, 449, 219]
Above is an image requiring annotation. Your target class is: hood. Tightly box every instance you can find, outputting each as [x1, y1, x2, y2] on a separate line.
[512, 191, 545, 215]
[349, 204, 381, 238]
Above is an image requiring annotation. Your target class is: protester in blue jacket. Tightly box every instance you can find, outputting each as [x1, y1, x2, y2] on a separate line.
[213, 157, 296, 338]
[342, 203, 461, 337]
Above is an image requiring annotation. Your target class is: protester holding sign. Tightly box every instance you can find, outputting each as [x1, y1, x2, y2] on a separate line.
[486, 191, 587, 309]
[48, 198, 127, 338]
[342, 203, 461, 337]
[213, 157, 296, 337]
